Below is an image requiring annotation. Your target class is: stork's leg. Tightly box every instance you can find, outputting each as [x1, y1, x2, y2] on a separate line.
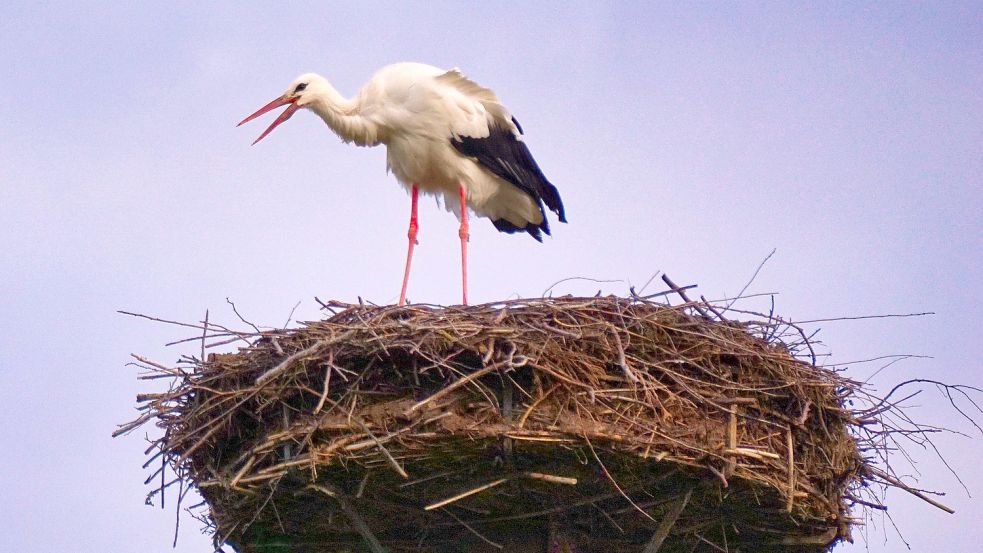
[458, 184, 469, 306]
[398, 185, 419, 306]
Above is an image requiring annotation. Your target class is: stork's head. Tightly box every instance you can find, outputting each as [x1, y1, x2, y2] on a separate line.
[237, 73, 327, 145]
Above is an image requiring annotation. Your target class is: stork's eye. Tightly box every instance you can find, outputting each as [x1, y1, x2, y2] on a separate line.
[294, 83, 308, 93]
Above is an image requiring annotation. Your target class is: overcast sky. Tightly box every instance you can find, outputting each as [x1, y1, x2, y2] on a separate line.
[1, 2, 981, 552]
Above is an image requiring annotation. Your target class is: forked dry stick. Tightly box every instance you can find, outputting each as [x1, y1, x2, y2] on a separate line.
[661, 274, 709, 318]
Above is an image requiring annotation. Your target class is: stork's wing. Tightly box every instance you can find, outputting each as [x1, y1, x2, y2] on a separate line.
[436, 70, 567, 237]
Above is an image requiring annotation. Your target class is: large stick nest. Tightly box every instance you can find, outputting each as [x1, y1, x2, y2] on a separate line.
[127, 296, 876, 552]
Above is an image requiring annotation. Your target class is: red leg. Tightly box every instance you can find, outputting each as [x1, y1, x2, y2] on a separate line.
[458, 184, 469, 305]
[398, 185, 419, 306]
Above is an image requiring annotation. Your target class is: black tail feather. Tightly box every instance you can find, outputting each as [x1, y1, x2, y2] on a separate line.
[491, 217, 547, 242]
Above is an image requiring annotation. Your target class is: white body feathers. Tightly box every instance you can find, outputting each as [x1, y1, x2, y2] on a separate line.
[298, 63, 548, 231]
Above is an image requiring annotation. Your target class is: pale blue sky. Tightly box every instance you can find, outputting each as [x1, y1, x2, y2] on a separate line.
[1, 2, 980, 551]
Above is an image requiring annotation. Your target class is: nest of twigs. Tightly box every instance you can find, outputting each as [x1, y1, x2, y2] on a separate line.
[122, 295, 929, 552]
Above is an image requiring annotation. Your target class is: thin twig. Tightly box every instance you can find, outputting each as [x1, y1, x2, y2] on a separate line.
[425, 478, 510, 511]
[442, 508, 504, 549]
[793, 312, 935, 324]
[724, 248, 776, 311]
[226, 297, 262, 334]
[584, 436, 657, 523]
[642, 487, 693, 553]
[309, 484, 387, 553]
[405, 360, 508, 415]
[201, 309, 209, 362]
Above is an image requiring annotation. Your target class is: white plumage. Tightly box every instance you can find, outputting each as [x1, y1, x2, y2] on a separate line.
[238, 62, 566, 305]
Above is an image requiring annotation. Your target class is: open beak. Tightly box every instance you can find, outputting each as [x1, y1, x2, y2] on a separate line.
[237, 96, 300, 145]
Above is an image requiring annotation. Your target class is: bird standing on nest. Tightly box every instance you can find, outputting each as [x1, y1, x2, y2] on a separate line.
[238, 62, 566, 306]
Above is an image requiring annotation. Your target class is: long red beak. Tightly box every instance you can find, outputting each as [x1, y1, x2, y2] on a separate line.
[237, 96, 300, 145]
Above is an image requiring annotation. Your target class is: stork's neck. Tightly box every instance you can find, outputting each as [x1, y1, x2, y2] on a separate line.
[308, 87, 379, 147]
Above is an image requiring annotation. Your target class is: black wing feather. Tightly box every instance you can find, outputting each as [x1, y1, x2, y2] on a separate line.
[451, 119, 566, 239]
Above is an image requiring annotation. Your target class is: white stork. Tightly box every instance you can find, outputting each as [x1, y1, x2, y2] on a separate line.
[238, 62, 566, 305]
